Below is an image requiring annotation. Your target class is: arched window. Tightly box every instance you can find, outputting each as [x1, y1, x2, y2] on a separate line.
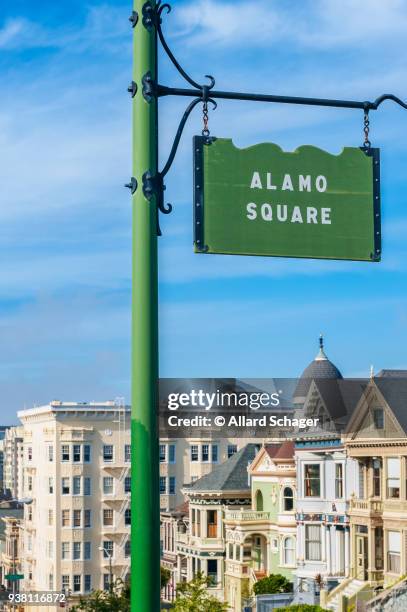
[283, 536, 295, 565]
[283, 486, 294, 511]
[255, 490, 263, 511]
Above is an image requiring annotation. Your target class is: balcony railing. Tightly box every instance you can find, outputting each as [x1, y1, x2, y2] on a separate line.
[349, 498, 383, 513]
[225, 510, 272, 522]
[177, 532, 188, 544]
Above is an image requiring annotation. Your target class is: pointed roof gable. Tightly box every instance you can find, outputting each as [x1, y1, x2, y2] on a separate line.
[345, 378, 407, 438]
[187, 444, 258, 493]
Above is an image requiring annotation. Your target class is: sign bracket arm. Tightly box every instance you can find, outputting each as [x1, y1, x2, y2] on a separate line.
[135, 0, 407, 236]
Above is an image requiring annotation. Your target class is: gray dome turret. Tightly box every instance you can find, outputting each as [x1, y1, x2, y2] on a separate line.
[294, 335, 342, 404]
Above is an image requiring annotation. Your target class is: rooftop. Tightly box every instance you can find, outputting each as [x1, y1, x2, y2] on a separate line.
[186, 444, 259, 494]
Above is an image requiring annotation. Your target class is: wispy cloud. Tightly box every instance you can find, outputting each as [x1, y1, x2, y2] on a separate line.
[0, 6, 129, 53]
[175, 0, 407, 51]
[0, 18, 28, 49]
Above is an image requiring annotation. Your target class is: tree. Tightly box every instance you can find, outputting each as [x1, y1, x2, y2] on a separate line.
[170, 572, 229, 611]
[70, 579, 130, 612]
[253, 573, 293, 595]
[161, 566, 171, 589]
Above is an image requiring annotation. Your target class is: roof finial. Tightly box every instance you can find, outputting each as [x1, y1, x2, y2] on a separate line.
[315, 333, 327, 361]
[370, 365, 374, 379]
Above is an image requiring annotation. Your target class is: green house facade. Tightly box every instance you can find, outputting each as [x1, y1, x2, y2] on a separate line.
[224, 440, 296, 610]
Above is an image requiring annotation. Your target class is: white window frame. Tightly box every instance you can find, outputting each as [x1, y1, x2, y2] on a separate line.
[303, 462, 323, 499]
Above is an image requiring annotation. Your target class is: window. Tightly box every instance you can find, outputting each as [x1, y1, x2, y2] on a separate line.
[84, 575, 91, 592]
[27, 447, 32, 461]
[207, 510, 217, 538]
[103, 445, 114, 462]
[49, 574, 54, 591]
[27, 506, 32, 521]
[84, 510, 91, 528]
[84, 477, 91, 496]
[61, 542, 70, 560]
[283, 536, 295, 565]
[169, 477, 176, 495]
[305, 525, 321, 561]
[283, 487, 294, 511]
[125, 508, 131, 525]
[212, 445, 218, 463]
[73, 542, 81, 560]
[160, 477, 167, 493]
[304, 464, 321, 497]
[103, 477, 114, 495]
[388, 530, 401, 573]
[207, 559, 218, 584]
[48, 445, 54, 462]
[125, 540, 131, 557]
[159, 444, 166, 462]
[73, 575, 81, 593]
[73, 445, 81, 462]
[387, 458, 400, 499]
[255, 490, 263, 511]
[359, 462, 365, 498]
[62, 576, 70, 591]
[335, 464, 344, 498]
[227, 444, 238, 458]
[28, 476, 32, 492]
[103, 574, 110, 591]
[84, 445, 91, 463]
[125, 476, 131, 493]
[103, 541, 114, 558]
[48, 509, 53, 526]
[48, 477, 54, 494]
[125, 444, 131, 463]
[191, 445, 199, 462]
[61, 445, 70, 462]
[103, 509, 114, 526]
[73, 476, 81, 495]
[373, 459, 381, 497]
[84, 542, 91, 560]
[196, 510, 201, 537]
[62, 478, 70, 495]
[169, 444, 175, 463]
[62, 510, 70, 527]
[47, 541, 53, 559]
[202, 444, 209, 462]
[73, 509, 81, 527]
[374, 408, 384, 430]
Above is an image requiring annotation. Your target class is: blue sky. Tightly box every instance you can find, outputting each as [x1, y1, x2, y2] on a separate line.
[0, 0, 407, 420]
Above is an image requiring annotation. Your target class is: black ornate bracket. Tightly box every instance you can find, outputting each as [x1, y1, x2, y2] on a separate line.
[128, 0, 407, 236]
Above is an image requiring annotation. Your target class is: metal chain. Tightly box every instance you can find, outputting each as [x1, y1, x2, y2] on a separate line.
[202, 101, 210, 137]
[363, 110, 371, 149]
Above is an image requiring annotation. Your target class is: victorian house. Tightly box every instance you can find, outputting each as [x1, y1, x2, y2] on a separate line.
[224, 440, 296, 612]
[171, 443, 260, 603]
[294, 434, 359, 607]
[291, 340, 365, 608]
[328, 374, 407, 606]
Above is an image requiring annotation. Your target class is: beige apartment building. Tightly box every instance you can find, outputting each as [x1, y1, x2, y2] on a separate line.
[3, 426, 24, 500]
[17, 400, 130, 610]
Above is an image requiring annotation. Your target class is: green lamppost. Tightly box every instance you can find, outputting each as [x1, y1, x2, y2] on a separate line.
[130, 1, 160, 610]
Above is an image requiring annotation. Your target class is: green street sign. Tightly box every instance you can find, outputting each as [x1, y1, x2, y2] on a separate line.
[194, 137, 381, 261]
[5, 574, 23, 581]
